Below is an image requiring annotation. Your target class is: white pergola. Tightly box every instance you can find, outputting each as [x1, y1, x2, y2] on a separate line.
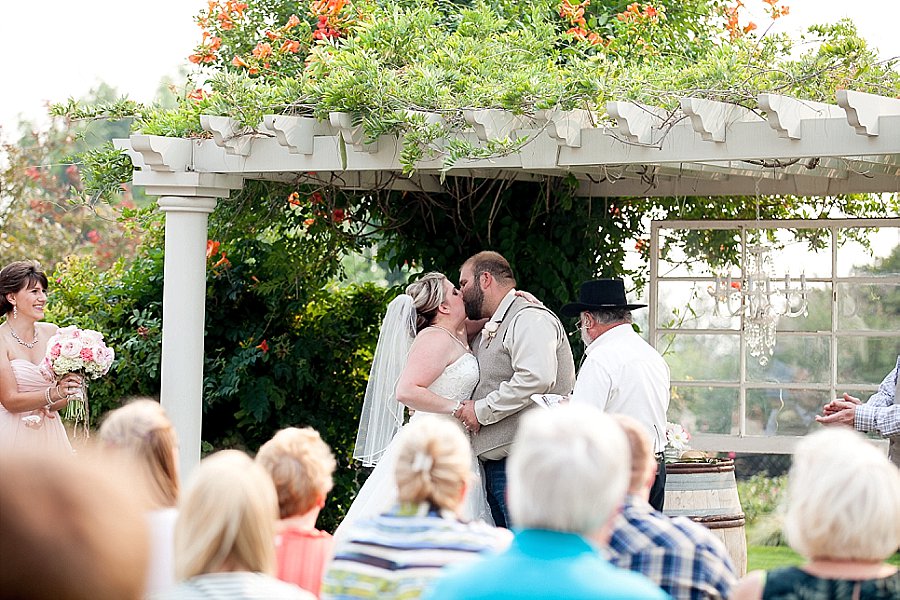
[117, 90, 900, 477]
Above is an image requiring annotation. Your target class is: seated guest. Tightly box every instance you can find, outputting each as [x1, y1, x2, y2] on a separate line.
[256, 427, 337, 597]
[156, 450, 314, 599]
[99, 399, 180, 595]
[607, 415, 737, 600]
[425, 405, 668, 600]
[732, 428, 900, 600]
[321, 415, 510, 600]
[0, 450, 150, 600]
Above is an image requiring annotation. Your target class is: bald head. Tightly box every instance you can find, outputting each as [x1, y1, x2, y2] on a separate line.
[613, 415, 657, 497]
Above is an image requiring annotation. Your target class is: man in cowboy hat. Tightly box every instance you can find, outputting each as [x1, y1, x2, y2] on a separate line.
[561, 279, 670, 511]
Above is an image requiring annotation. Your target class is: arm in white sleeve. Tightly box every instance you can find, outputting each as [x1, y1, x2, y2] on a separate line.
[474, 311, 562, 425]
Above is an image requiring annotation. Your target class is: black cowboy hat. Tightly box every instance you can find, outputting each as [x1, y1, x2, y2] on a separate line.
[560, 279, 647, 317]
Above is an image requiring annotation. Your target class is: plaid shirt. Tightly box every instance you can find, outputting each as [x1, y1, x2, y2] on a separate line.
[855, 355, 900, 438]
[606, 496, 737, 600]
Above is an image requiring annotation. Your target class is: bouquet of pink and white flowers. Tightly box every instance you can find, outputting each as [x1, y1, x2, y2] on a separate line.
[41, 326, 115, 437]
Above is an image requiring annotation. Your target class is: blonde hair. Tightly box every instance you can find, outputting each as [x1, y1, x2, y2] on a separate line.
[393, 415, 472, 511]
[175, 450, 280, 580]
[783, 428, 900, 562]
[0, 451, 149, 600]
[256, 427, 336, 519]
[509, 405, 629, 534]
[405, 272, 448, 333]
[99, 399, 179, 509]
[612, 415, 655, 494]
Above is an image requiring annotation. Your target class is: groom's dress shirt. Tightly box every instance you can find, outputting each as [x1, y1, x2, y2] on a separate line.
[472, 289, 575, 460]
[569, 323, 669, 453]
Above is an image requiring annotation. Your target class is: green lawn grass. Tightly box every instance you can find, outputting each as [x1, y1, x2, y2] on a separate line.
[748, 546, 900, 571]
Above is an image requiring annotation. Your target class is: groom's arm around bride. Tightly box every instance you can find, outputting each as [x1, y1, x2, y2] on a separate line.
[455, 252, 576, 527]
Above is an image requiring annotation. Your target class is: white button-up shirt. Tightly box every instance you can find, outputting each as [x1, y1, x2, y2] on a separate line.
[570, 323, 670, 452]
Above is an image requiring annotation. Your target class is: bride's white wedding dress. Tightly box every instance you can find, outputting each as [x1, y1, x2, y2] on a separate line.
[335, 352, 491, 540]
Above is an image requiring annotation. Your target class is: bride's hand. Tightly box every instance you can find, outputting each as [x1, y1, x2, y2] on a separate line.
[515, 289, 543, 306]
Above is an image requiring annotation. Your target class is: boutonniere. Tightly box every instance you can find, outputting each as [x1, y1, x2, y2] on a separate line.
[482, 321, 499, 347]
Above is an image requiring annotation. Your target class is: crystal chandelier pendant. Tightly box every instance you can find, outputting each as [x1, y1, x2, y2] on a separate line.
[708, 240, 808, 366]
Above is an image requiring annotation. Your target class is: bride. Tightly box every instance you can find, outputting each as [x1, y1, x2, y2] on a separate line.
[0, 260, 83, 453]
[336, 272, 491, 538]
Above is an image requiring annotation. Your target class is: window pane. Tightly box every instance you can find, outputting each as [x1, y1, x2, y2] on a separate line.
[657, 280, 740, 330]
[746, 335, 830, 385]
[657, 228, 742, 275]
[661, 333, 740, 381]
[837, 282, 900, 332]
[746, 388, 829, 437]
[837, 337, 900, 386]
[836, 227, 900, 277]
[775, 282, 830, 333]
[669, 386, 738, 435]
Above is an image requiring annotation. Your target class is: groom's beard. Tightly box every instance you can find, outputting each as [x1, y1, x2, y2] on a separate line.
[464, 283, 485, 320]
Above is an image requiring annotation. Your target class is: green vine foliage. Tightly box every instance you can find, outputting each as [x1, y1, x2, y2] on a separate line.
[39, 0, 900, 529]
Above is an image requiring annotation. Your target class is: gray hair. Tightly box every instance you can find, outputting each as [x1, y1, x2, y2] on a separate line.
[783, 428, 900, 562]
[584, 308, 633, 325]
[508, 405, 629, 535]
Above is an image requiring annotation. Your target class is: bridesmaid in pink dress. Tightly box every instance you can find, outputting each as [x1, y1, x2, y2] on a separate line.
[0, 260, 83, 453]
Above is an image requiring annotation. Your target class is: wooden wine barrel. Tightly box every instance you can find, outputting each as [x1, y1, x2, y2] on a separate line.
[663, 459, 748, 576]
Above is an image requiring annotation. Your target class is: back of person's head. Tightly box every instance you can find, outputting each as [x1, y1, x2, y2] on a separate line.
[256, 427, 336, 519]
[175, 450, 279, 580]
[464, 251, 516, 287]
[0, 451, 149, 600]
[394, 415, 472, 511]
[783, 428, 900, 562]
[612, 414, 656, 495]
[509, 404, 629, 535]
[406, 272, 448, 332]
[98, 398, 179, 508]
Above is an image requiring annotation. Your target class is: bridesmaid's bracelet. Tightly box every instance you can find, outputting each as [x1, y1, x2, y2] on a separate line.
[44, 387, 54, 409]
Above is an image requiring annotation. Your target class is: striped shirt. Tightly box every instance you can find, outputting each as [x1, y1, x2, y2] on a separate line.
[321, 502, 511, 600]
[855, 355, 900, 438]
[153, 571, 314, 599]
[607, 496, 737, 600]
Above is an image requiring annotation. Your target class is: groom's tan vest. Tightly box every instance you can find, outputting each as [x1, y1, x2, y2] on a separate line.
[471, 296, 576, 458]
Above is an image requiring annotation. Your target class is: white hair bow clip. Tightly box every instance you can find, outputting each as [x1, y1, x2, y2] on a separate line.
[410, 451, 433, 473]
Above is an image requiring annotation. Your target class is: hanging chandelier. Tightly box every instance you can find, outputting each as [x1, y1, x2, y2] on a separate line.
[708, 242, 808, 366]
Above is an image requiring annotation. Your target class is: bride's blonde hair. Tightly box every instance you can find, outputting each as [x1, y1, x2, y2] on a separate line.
[394, 416, 471, 512]
[405, 272, 447, 333]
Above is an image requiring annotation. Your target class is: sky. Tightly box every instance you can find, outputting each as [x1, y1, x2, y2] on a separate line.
[0, 0, 897, 135]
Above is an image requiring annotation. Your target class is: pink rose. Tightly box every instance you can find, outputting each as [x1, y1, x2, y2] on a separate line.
[50, 343, 62, 358]
[60, 339, 83, 359]
[80, 347, 94, 361]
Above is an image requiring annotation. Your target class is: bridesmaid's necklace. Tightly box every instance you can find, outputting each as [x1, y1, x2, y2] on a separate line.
[7, 324, 38, 349]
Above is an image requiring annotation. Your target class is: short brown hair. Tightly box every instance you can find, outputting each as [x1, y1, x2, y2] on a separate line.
[464, 251, 516, 287]
[256, 427, 336, 519]
[0, 260, 49, 315]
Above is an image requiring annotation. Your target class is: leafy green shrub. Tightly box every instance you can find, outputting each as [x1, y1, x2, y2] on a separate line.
[738, 473, 788, 547]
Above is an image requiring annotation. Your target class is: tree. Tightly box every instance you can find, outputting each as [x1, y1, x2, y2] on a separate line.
[0, 83, 142, 270]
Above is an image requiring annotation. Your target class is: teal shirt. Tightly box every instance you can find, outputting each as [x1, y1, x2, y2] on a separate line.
[424, 529, 670, 600]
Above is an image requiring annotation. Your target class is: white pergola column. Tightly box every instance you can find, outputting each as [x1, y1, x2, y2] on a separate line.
[117, 134, 244, 479]
[158, 196, 217, 478]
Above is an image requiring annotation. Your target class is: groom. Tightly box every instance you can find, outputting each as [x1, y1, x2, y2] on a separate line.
[455, 251, 575, 527]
